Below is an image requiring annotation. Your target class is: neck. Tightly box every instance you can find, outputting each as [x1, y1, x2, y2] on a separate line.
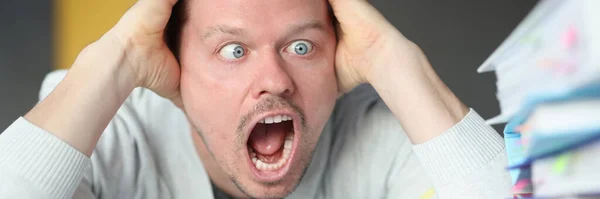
[190, 129, 249, 198]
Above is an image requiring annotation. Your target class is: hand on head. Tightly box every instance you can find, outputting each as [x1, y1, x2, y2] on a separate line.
[107, 0, 183, 108]
[104, 0, 419, 103]
[327, 0, 417, 93]
[21, 0, 460, 197]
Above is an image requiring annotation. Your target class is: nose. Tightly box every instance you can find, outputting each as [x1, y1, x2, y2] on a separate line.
[251, 50, 295, 99]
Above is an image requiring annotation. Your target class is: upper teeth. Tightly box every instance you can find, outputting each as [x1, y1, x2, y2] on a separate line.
[259, 114, 292, 124]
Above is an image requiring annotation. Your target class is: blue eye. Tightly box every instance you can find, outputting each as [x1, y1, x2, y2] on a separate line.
[287, 40, 313, 55]
[219, 44, 245, 59]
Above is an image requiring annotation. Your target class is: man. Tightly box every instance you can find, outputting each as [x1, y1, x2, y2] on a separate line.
[0, 0, 512, 198]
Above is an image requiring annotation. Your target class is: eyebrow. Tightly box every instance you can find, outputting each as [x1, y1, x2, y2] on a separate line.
[201, 20, 327, 40]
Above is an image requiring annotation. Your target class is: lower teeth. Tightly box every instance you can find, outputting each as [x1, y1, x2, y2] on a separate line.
[251, 135, 293, 171]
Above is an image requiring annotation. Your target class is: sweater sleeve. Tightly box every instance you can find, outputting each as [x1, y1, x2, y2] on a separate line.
[411, 109, 513, 198]
[0, 118, 90, 199]
[329, 85, 512, 199]
[0, 70, 94, 199]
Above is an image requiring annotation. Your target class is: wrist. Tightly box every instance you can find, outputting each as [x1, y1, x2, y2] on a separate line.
[365, 33, 422, 86]
[72, 32, 139, 98]
[366, 38, 468, 143]
[24, 32, 139, 156]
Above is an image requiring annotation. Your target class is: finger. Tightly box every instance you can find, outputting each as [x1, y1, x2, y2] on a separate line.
[136, 0, 178, 14]
[327, 0, 364, 7]
[327, 0, 368, 12]
[115, 0, 178, 36]
[139, 0, 178, 6]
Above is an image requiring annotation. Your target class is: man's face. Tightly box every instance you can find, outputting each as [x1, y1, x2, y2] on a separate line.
[178, 0, 338, 197]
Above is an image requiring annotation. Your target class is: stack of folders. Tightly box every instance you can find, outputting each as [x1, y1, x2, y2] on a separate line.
[477, 0, 600, 198]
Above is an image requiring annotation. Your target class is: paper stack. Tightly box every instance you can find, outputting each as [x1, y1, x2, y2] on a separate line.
[477, 0, 600, 198]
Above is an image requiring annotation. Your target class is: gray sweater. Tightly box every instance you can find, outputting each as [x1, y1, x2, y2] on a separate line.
[0, 70, 512, 199]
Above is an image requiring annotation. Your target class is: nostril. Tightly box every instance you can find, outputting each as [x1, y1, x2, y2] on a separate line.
[284, 85, 296, 95]
[283, 89, 292, 96]
[257, 89, 292, 98]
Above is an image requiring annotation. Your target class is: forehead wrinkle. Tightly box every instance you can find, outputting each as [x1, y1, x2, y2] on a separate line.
[201, 19, 327, 41]
[285, 20, 327, 37]
[202, 24, 247, 40]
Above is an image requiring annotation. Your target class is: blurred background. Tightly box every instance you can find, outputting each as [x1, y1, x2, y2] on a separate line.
[0, 0, 538, 132]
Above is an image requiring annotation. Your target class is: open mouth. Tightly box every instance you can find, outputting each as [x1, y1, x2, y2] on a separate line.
[247, 113, 297, 181]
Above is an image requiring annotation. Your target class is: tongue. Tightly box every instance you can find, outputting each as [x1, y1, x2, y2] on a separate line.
[249, 123, 286, 155]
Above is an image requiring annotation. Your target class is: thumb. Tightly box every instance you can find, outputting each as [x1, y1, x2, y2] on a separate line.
[140, 44, 182, 108]
[148, 62, 183, 110]
[168, 90, 184, 110]
[146, 53, 182, 107]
